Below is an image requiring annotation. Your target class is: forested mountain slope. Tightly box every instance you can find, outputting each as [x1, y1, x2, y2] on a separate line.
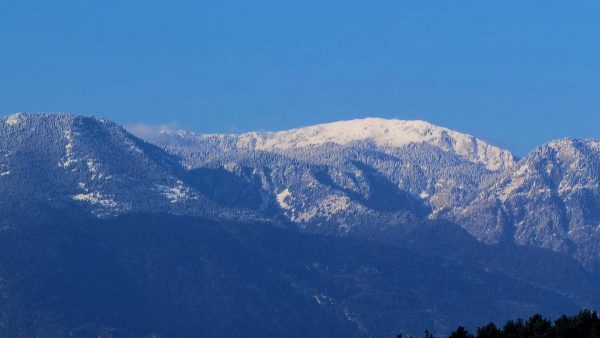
[3, 113, 600, 337]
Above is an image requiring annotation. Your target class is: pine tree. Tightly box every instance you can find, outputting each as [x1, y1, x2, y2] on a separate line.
[449, 326, 473, 338]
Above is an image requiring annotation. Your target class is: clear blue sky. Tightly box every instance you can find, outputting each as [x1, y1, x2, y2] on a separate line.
[1, 0, 599, 155]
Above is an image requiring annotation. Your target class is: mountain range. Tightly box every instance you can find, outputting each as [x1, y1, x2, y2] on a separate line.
[2, 112, 600, 337]
[143, 115, 600, 269]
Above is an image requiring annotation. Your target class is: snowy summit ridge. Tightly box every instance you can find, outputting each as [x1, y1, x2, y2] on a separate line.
[246, 118, 514, 170]
[163, 118, 515, 171]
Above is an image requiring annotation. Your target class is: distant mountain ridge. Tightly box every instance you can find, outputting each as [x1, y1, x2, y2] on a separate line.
[153, 117, 516, 171]
[3, 112, 600, 269]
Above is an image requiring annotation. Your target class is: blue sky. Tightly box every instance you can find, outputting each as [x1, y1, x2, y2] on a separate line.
[1, 0, 599, 155]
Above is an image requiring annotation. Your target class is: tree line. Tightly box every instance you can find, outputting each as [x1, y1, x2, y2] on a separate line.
[398, 310, 600, 338]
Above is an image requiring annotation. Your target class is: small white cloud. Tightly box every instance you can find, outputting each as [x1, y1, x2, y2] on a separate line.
[126, 121, 178, 142]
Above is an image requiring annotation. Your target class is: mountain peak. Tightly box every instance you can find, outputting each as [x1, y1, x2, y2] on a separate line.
[544, 137, 600, 152]
[2, 112, 115, 128]
[521, 138, 600, 167]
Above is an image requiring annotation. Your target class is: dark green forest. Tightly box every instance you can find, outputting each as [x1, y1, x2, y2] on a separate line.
[399, 310, 600, 338]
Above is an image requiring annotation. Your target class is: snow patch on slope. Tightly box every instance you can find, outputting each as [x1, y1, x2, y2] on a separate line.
[277, 188, 292, 210]
[156, 181, 196, 203]
[4, 113, 23, 126]
[72, 192, 118, 208]
[319, 195, 351, 216]
[59, 129, 78, 168]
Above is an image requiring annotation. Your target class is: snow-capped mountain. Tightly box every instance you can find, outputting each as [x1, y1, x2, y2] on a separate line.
[151, 118, 513, 234]
[155, 118, 515, 171]
[0, 113, 230, 220]
[451, 138, 600, 268]
[147, 118, 600, 268]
